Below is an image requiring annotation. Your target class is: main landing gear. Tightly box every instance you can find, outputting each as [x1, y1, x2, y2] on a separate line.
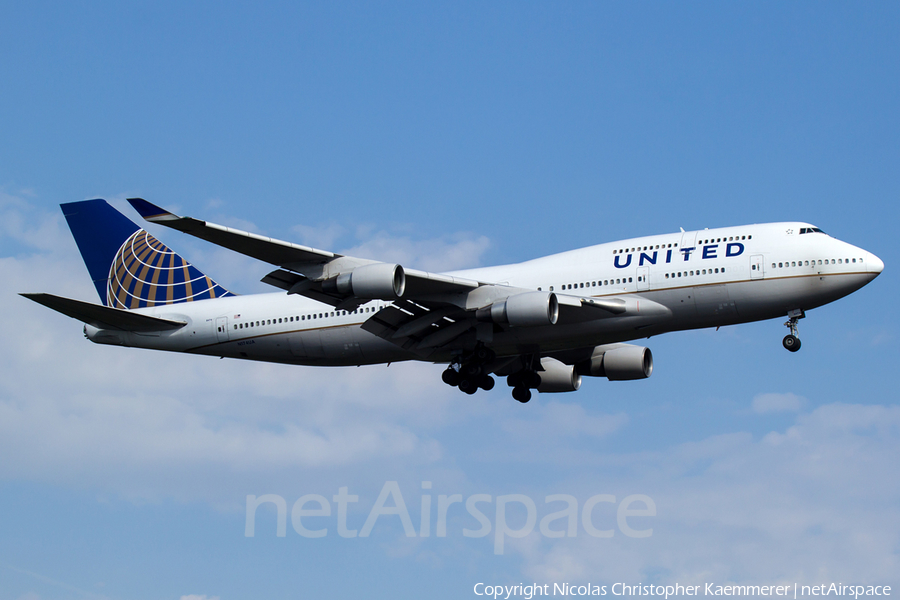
[441, 345, 542, 403]
[782, 309, 805, 353]
[506, 370, 542, 404]
[442, 346, 496, 396]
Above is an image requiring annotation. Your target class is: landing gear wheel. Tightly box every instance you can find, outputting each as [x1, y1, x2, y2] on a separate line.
[458, 379, 478, 395]
[479, 375, 495, 391]
[783, 309, 805, 353]
[783, 334, 801, 352]
[512, 386, 532, 403]
[507, 372, 523, 388]
[524, 371, 542, 389]
[442, 368, 461, 386]
[463, 363, 483, 377]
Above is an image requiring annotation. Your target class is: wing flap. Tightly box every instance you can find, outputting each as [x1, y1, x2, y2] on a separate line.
[402, 268, 481, 296]
[21, 293, 187, 332]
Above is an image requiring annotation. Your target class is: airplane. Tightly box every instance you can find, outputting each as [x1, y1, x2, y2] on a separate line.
[22, 199, 884, 403]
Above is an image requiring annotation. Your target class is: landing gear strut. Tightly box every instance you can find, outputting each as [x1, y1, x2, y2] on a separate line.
[782, 309, 804, 353]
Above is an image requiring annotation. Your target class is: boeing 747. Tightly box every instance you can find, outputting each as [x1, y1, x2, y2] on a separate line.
[23, 199, 883, 403]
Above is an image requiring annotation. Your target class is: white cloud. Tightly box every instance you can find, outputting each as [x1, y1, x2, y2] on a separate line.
[3, 194, 898, 588]
[501, 401, 628, 439]
[0, 195, 484, 505]
[751, 392, 805, 414]
[515, 402, 900, 586]
[0, 190, 70, 253]
[339, 232, 491, 272]
[292, 221, 347, 251]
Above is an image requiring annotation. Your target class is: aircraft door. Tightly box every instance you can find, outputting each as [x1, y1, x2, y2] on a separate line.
[636, 266, 650, 291]
[215, 316, 230, 342]
[750, 255, 764, 280]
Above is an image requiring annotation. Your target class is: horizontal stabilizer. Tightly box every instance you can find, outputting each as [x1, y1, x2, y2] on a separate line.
[21, 293, 187, 332]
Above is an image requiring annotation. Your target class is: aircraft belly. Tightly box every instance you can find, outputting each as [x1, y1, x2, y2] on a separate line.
[726, 273, 874, 321]
[285, 326, 412, 366]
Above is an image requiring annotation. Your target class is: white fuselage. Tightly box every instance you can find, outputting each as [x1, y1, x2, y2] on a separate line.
[85, 222, 883, 366]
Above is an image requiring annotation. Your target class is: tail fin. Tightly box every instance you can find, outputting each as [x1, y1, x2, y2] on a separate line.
[62, 199, 234, 308]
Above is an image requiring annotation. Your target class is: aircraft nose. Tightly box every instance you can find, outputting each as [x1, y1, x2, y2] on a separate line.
[867, 252, 884, 275]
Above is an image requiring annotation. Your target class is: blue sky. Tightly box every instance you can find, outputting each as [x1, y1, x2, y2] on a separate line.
[1, 2, 898, 599]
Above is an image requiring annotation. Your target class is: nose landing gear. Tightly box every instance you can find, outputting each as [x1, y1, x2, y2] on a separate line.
[783, 309, 805, 353]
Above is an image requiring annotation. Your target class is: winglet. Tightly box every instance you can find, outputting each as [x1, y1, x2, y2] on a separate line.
[127, 197, 179, 222]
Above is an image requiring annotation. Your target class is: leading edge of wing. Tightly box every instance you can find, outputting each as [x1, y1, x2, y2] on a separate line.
[127, 197, 339, 270]
[128, 198, 485, 298]
[21, 293, 187, 332]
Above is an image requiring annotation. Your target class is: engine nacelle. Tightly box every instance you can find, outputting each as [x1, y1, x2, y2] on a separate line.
[575, 344, 653, 381]
[322, 263, 406, 299]
[536, 357, 581, 393]
[476, 291, 558, 327]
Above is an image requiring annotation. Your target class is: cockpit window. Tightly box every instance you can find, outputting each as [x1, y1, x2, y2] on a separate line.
[800, 227, 826, 234]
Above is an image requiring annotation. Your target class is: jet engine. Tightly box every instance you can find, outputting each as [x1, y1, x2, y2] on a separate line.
[322, 263, 406, 299]
[536, 357, 582, 392]
[575, 344, 653, 381]
[476, 291, 559, 327]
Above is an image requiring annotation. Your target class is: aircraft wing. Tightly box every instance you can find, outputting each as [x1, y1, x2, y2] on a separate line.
[127, 198, 483, 303]
[127, 197, 341, 269]
[21, 293, 187, 332]
[360, 291, 670, 356]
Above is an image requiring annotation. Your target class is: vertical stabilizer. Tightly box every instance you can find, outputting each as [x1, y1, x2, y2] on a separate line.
[62, 199, 233, 308]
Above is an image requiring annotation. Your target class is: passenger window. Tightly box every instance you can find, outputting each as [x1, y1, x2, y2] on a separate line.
[838, 259, 842, 264]
[233, 325, 237, 330]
